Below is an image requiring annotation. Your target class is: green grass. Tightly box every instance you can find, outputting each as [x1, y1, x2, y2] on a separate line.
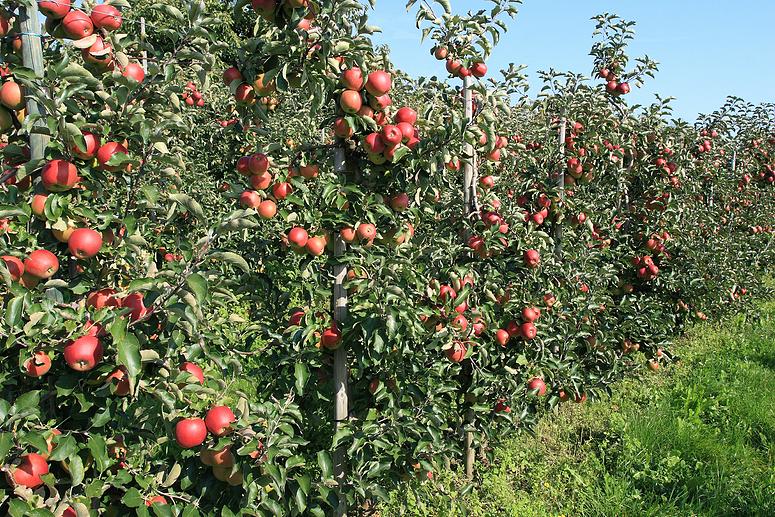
[382, 302, 775, 517]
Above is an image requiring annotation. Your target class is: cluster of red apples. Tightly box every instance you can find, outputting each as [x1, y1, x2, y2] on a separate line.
[182, 81, 206, 108]
[430, 45, 488, 79]
[597, 63, 630, 95]
[175, 405, 246, 486]
[335, 68, 421, 165]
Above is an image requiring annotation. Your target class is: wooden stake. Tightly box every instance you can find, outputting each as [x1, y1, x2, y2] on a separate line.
[18, 4, 49, 162]
[462, 76, 475, 218]
[332, 147, 350, 517]
[140, 18, 148, 73]
[554, 118, 567, 259]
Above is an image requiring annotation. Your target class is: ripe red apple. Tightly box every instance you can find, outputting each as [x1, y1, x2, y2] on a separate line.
[200, 446, 235, 468]
[123, 292, 149, 321]
[356, 223, 376, 244]
[288, 227, 309, 249]
[446, 59, 462, 76]
[250, 171, 273, 190]
[522, 306, 540, 323]
[68, 228, 103, 259]
[39, 0, 72, 19]
[520, 322, 537, 340]
[239, 190, 261, 209]
[524, 249, 540, 268]
[24, 249, 59, 279]
[223, 66, 243, 86]
[471, 61, 487, 78]
[340, 227, 356, 243]
[433, 46, 448, 60]
[248, 152, 270, 174]
[340, 90, 363, 114]
[72, 131, 100, 160]
[381, 125, 402, 146]
[479, 175, 495, 189]
[86, 288, 121, 309]
[333, 117, 353, 138]
[146, 495, 167, 507]
[9, 453, 49, 489]
[389, 193, 410, 212]
[24, 351, 52, 377]
[527, 377, 546, 396]
[205, 406, 236, 437]
[96, 141, 129, 171]
[63, 336, 103, 371]
[107, 367, 130, 396]
[445, 342, 466, 363]
[234, 84, 254, 103]
[272, 182, 292, 200]
[90, 4, 122, 31]
[299, 164, 319, 179]
[617, 82, 631, 95]
[288, 308, 305, 327]
[180, 362, 205, 384]
[394, 107, 417, 125]
[396, 122, 415, 142]
[175, 418, 207, 448]
[62, 10, 94, 39]
[257, 199, 277, 219]
[306, 236, 326, 256]
[321, 324, 342, 349]
[81, 37, 113, 65]
[365, 70, 391, 96]
[495, 329, 510, 347]
[0, 80, 25, 110]
[363, 133, 386, 154]
[41, 159, 80, 192]
[340, 68, 364, 90]
[2, 255, 24, 281]
[123, 62, 146, 83]
[368, 93, 392, 111]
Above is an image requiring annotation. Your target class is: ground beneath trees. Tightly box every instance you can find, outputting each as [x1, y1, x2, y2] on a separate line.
[383, 301, 775, 516]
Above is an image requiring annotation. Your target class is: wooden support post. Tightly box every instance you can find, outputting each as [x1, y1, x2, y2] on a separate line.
[140, 18, 148, 73]
[332, 147, 350, 517]
[18, 4, 49, 162]
[554, 118, 567, 259]
[462, 76, 475, 218]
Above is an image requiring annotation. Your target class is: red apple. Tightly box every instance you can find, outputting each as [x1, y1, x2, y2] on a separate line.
[2, 255, 24, 281]
[527, 377, 546, 396]
[340, 68, 364, 90]
[39, 0, 72, 19]
[62, 10, 94, 39]
[90, 4, 122, 31]
[41, 159, 80, 192]
[288, 227, 309, 248]
[72, 131, 100, 160]
[180, 362, 205, 384]
[175, 418, 207, 448]
[394, 107, 417, 125]
[365, 70, 392, 96]
[205, 406, 236, 437]
[10, 453, 49, 489]
[321, 324, 343, 350]
[24, 249, 59, 279]
[24, 351, 52, 377]
[96, 141, 129, 171]
[68, 228, 103, 259]
[63, 335, 103, 371]
[123, 62, 145, 83]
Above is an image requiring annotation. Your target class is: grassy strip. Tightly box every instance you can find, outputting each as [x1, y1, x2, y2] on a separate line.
[382, 302, 775, 516]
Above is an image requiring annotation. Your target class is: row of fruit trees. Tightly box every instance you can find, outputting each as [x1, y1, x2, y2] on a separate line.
[0, 0, 773, 515]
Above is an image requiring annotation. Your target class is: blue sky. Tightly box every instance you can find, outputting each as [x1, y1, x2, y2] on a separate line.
[368, 1, 775, 121]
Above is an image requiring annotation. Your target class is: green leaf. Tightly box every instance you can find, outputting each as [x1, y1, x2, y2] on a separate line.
[122, 488, 144, 508]
[209, 252, 250, 272]
[186, 273, 208, 304]
[0, 433, 13, 462]
[317, 451, 333, 479]
[294, 363, 309, 396]
[68, 454, 85, 486]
